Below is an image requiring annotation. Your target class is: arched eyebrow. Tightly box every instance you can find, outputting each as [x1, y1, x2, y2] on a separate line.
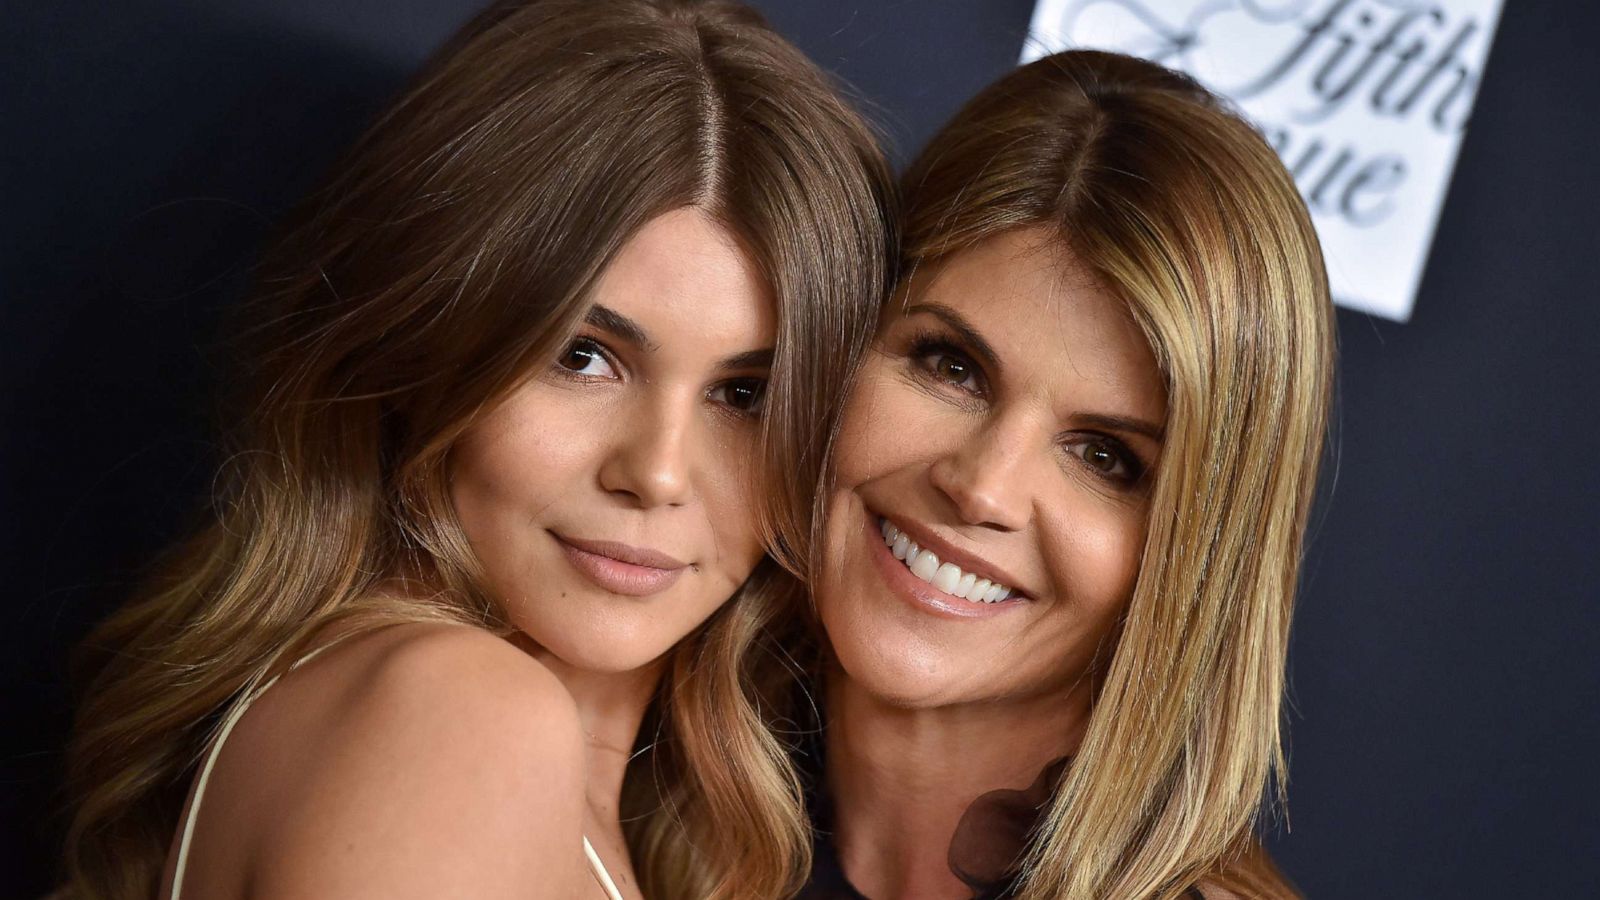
[716, 348, 773, 372]
[585, 304, 656, 352]
[1071, 412, 1165, 444]
[905, 301, 1164, 444]
[587, 304, 771, 372]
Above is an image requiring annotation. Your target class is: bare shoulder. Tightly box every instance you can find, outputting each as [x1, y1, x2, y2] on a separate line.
[197, 623, 590, 899]
[1193, 841, 1301, 900]
[333, 621, 583, 730]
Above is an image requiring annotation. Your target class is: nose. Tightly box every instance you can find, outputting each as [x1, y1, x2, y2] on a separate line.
[928, 414, 1031, 531]
[597, 390, 694, 509]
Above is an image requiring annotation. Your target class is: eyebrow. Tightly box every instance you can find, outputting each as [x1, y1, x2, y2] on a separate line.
[717, 348, 774, 372]
[585, 304, 772, 372]
[903, 301, 1003, 377]
[903, 303, 1163, 443]
[585, 305, 655, 352]
[1072, 412, 1165, 443]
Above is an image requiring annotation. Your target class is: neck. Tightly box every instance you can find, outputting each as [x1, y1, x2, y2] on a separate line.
[510, 633, 662, 823]
[823, 666, 1090, 900]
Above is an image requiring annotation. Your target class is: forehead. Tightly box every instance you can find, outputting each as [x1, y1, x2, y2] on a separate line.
[913, 228, 1165, 412]
[592, 207, 775, 347]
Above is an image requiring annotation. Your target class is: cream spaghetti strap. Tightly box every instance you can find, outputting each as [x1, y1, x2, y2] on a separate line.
[169, 640, 343, 899]
[170, 638, 625, 900]
[584, 835, 626, 900]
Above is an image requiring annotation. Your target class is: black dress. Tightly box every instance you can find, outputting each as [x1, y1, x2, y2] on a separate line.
[795, 746, 1077, 899]
[795, 749, 1211, 900]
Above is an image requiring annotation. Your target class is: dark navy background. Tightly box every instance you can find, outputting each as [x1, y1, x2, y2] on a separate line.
[6, 2, 1597, 896]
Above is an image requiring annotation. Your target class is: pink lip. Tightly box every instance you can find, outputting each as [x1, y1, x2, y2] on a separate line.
[863, 511, 1028, 620]
[553, 533, 687, 597]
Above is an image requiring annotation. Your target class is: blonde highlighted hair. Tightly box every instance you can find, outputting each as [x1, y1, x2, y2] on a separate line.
[899, 50, 1333, 898]
[63, 2, 892, 897]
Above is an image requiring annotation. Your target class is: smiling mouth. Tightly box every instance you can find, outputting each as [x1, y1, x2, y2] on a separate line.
[877, 517, 1024, 605]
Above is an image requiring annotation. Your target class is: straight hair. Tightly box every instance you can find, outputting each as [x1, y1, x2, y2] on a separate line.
[897, 50, 1333, 898]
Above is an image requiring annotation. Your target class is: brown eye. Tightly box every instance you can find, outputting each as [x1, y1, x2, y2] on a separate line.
[1065, 436, 1145, 486]
[555, 338, 616, 377]
[711, 378, 767, 416]
[934, 355, 970, 384]
[909, 336, 984, 396]
[1081, 442, 1119, 472]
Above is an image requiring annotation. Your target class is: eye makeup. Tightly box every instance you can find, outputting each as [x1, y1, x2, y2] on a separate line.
[1057, 432, 1148, 488]
[891, 319, 1157, 491]
[553, 335, 623, 380]
[906, 330, 987, 396]
[707, 376, 767, 418]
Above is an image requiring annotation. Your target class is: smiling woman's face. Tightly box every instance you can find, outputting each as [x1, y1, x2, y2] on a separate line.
[816, 227, 1167, 709]
[450, 208, 775, 674]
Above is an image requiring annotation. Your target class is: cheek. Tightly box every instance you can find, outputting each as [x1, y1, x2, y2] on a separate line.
[820, 367, 905, 593]
[699, 454, 766, 575]
[1039, 499, 1147, 650]
[830, 362, 935, 495]
[448, 389, 603, 563]
[816, 369, 970, 684]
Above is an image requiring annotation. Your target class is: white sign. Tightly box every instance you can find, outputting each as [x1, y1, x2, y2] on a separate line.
[1024, 0, 1505, 321]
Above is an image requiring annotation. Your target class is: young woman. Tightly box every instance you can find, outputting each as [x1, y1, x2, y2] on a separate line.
[800, 51, 1334, 899]
[62, 2, 892, 898]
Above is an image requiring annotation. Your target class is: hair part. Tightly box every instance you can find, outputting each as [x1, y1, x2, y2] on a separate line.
[63, 2, 893, 898]
[898, 50, 1333, 899]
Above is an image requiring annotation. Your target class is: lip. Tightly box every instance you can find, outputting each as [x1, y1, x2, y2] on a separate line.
[863, 510, 1029, 620]
[552, 532, 687, 597]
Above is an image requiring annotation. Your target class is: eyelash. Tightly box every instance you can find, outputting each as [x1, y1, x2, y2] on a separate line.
[908, 331, 987, 397]
[551, 335, 767, 419]
[1060, 434, 1145, 486]
[553, 337, 619, 380]
[708, 378, 767, 418]
[903, 329, 1146, 488]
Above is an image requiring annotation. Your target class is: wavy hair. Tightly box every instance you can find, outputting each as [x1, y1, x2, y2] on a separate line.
[897, 50, 1334, 898]
[63, 2, 893, 897]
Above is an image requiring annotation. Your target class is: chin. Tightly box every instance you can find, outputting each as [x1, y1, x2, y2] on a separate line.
[549, 633, 680, 674]
[511, 608, 685, 675]
[822, 604, 967, 710]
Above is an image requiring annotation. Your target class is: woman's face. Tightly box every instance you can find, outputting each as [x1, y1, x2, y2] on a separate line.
[451, 208, 774, 674]
[816, 227, 1167, 709]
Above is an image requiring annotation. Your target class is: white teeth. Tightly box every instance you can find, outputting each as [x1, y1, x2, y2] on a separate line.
[970, 578, 991, 602]
[955, 571, 977, 599]
[909, 549, 940, 581]
[877, 518, 1020, 604]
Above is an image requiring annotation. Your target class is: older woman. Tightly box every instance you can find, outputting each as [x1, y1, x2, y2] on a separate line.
[801, 50, 1333, 899]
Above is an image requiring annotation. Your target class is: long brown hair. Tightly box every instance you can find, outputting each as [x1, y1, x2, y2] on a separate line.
[897, 50, 1333, 898]
[63, 2, 893, 897]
